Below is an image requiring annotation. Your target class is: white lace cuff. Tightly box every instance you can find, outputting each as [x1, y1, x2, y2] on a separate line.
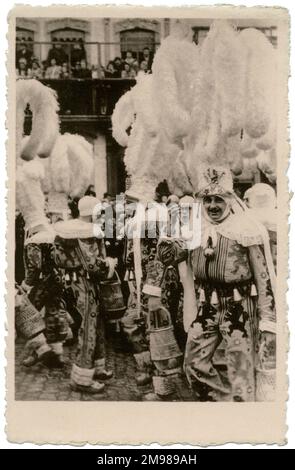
[259, 320, 276, 334]
[142, 284, 161, 297]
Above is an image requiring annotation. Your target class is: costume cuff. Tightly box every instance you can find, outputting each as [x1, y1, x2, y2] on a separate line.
[142, 284, 161, 297]
[50, 342, 63, 355]
[71, 364, 95, 386]
[36, 343, 51, 358]
[94, 358, 106, 372]
[21, 280, 33, 293]
[259, 320, 276, 334]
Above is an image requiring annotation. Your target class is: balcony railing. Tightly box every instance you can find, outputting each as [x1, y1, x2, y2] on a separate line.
[16, 40, 160, 78]
[22, 78, 136, 120]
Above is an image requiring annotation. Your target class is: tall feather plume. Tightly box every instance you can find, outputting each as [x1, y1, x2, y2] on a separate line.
[16, 159, 48, 228]
[188, 21, 277, 186]
[65, 134, 94, 198]
[240, 28, 275, 140]
[152, 22, 199, 142]
[111, 90, 135, 147]
[16, 80, 60, 161]
[48, 133, 94, 198]
[112, 74, 174, 197]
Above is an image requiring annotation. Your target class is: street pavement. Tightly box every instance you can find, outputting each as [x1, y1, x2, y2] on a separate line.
[15, 329, 194, 402]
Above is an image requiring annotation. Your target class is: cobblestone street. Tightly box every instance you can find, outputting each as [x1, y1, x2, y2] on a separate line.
[15, 329, 194, 402]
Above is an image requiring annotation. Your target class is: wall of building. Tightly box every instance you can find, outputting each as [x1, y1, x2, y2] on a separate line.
[16, 16, 277, 67]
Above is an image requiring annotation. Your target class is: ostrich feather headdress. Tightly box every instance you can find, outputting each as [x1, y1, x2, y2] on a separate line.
[16, 79, 60, 162]
[16, 159, 49, 230]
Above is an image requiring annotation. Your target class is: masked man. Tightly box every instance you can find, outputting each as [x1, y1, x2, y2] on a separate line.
[158, 166, 276, 402]
[53, 196, 117, 394]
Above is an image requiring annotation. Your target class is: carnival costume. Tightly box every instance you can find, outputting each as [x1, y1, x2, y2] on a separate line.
[54, 197, 117, 393]
[16, 159, 68, 368]
[154, 22, 277, 401]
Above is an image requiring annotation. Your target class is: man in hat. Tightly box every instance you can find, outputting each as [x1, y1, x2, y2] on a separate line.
[158, 166, 276, 401]
[53, 195, 117, 394]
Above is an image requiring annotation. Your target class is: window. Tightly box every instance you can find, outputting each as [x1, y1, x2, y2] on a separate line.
[50, 28, 85, 43]
[192, 28, 209, 46]
[192, 26, 277, 47]
[16, 27, 34, 42]
[120, 28, 156, 63]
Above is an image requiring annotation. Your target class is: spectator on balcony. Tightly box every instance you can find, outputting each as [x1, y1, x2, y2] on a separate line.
[45, 58, 62, 79]
[61, 62, 71, 79]
[139, 60, 149, 74]
[125, 50, 136, 67]
[79, 59, 92, 79]
[16, 58, 28, 78]
[113, 57, 123, 78]
[104, 61, 115, 78]
[91, 65, 99, 79]
[16, 40, 33, 68]
[47, 38, 68, 66]
[41, 60, 47, 77]
[71, 39, 86, 67]
[142, 47, 153, 72]
[121, 62, 136, 79]
[27, 59, 43, 80]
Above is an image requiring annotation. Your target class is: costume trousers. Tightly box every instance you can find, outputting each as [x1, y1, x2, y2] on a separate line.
[184, 294, 257, 402]
[74, 277, 105, 370]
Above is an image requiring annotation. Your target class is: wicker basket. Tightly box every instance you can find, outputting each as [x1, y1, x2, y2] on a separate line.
[256, 340, 276, 402]
[153, 375, 175, 396]
[256, 366, 276, 402]
[149, 307, 182, 362]
[15, 287, 45, 340]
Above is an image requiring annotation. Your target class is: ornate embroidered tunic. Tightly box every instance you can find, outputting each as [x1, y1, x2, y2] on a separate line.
[23, 238, 68, 345]
[54, 233, 110, 371]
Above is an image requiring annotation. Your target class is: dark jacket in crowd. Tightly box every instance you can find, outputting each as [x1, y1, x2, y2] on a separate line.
[70, 48, 86, 67]
[47, 46, 68, 66]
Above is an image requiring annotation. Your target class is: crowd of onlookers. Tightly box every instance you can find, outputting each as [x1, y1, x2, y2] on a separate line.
[16, 37, 154, 79]
[103, 48, 153, 78]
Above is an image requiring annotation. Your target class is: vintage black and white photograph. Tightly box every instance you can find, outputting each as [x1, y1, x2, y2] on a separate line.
[6, 4, 290, 445]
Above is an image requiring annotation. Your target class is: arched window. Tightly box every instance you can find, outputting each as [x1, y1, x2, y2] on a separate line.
[50, 28, 85, 43]
[16, 27, 34, 42]
[16, 28, 35, 69]
[46, 19, 90, 66]
[192, 27, 209, 46]
[192, 25, 277, 48]
[114, 19, 160, 71]
[120, 28, 156, 58]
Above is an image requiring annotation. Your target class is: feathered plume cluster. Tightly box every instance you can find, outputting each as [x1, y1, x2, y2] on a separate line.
[39, 133, 94, 199]
[112, 72, 181, 198]
[16, 79, 60, 162]
[15, 159, 48, 229]
[152, 26, 199, 142]
[188, 22, 277, 180]
[111, 20, 277, 197]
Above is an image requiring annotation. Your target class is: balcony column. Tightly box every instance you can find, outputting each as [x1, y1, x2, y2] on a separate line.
[38, 19, 47, 63]
[164, 18, 170, 38]
[93, 133, 107, 199]
[104, 18, 111, 67]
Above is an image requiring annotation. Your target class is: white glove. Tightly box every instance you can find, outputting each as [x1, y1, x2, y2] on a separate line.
[106, 257, 118, 279]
